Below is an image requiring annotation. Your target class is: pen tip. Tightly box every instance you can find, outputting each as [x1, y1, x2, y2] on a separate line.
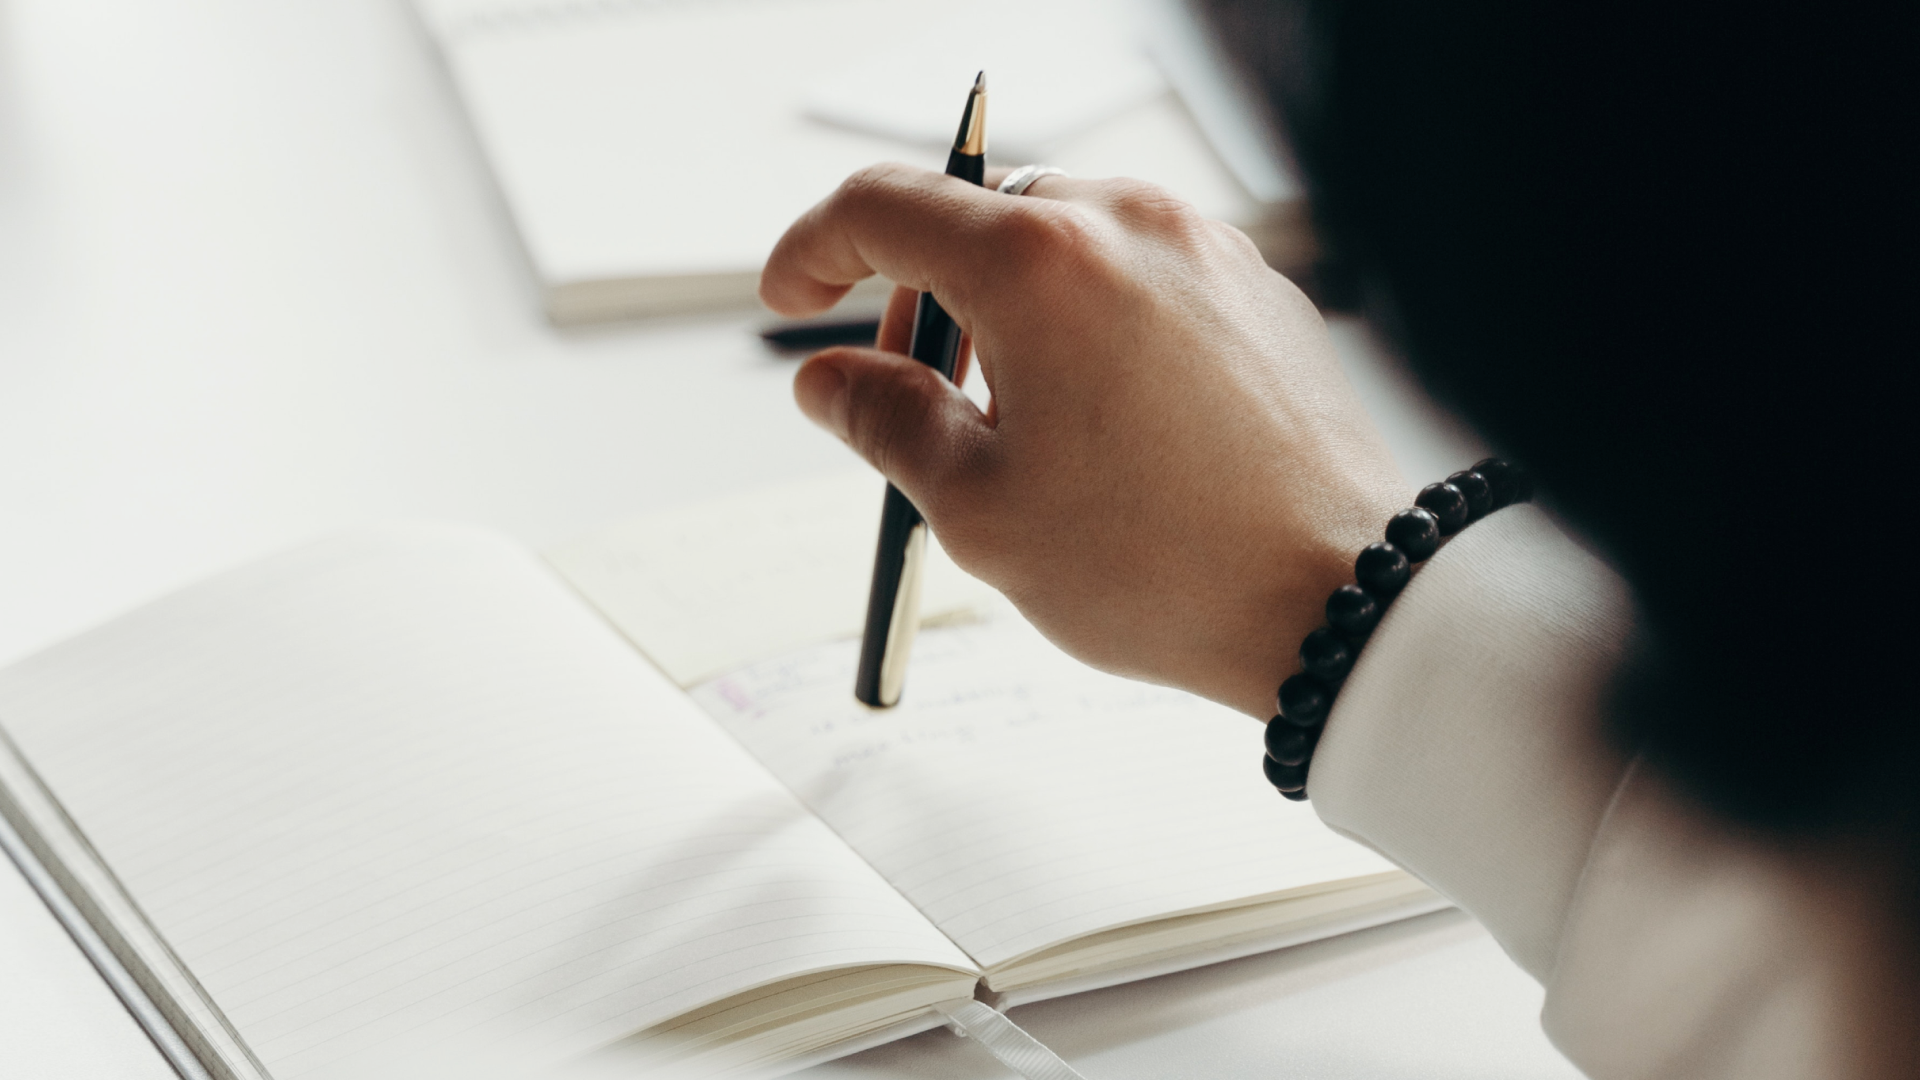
[953, 72, 988, 155]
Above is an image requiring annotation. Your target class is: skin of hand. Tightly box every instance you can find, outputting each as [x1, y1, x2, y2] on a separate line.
[761, 164, 1410, 719]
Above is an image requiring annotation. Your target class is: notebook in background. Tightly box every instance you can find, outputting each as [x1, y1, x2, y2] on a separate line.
[410, 0, 1299, 324]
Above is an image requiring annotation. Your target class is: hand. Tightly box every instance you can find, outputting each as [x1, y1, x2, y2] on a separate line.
[761, 165, 1409, 718]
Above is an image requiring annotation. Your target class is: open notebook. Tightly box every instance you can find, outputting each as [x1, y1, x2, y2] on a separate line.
[0, 472, 1441, 1080]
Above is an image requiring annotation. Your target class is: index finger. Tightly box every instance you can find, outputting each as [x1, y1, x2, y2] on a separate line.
[759, 163, 1050, 320]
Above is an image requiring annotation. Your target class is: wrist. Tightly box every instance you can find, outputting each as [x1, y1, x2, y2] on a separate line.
[1261, 459, 1535, 799]
[1212, 479, 1407, 719]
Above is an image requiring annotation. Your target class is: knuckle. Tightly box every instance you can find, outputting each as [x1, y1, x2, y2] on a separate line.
[992, 201, 1106, 273]
[833, 162, 917, 208]
[1103, 179, 1205, 239]
[1207, 218, 1265, 259]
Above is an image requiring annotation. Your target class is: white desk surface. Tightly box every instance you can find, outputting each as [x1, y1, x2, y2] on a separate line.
[0, 1, 1580, 1076]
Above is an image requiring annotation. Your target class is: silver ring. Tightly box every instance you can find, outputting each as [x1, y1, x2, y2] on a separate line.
[997, 165, 1067, 197]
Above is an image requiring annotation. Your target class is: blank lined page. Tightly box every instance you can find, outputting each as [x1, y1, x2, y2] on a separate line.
[690, 619, 1402, 971]
[0, 528, 973, 1078]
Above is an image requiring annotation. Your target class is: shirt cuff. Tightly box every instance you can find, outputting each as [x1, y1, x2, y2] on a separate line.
[1308, 504, 1636, 979]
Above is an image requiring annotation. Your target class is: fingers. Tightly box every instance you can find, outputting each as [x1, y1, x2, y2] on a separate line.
[793, 346, 993, 510]
[762, 163, 1106, 320]
[761, 162, 1127, 320]
[760, 165, 993, 316]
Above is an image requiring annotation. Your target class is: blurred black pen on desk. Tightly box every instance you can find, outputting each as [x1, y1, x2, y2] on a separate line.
[853, 71, 987, 708]
[758, 316, 881, 354]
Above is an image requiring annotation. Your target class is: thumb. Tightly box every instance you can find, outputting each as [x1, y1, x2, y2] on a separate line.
[794, 346, 993, 504]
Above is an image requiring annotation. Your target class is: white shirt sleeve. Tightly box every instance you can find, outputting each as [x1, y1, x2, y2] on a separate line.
[1311, 505, 1636, 980]
[1309, 506, 1852, 1080]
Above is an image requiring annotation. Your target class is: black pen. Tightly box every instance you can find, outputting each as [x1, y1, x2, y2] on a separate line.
[854, 72, 987, 708]
[757, 316, 881, 354]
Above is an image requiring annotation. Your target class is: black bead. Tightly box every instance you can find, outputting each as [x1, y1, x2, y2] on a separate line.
[1264, 721, 1315, 766]
[1384, 508, 1441, 562]
[1325, 583, 1381, 638]
[1299, 626, 1355, 683]
[1473, 457, 1533, 508]
[1447, 470, 1493, 520]
[1276, 672, 1331, 727]
[1262, 754, 1307, 793]
[1353, 542, 1410, 598]
[1279, 786, 1311, 802]
[1415, 482, 1470, 535]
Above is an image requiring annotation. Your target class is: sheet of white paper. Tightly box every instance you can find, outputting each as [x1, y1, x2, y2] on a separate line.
[801, 0, 1167, 161]
[420, 0, 947, 287]
[0, 527, 973, 1079]
[412, 0, 1257, 317]
[690, 618, 1401, 971]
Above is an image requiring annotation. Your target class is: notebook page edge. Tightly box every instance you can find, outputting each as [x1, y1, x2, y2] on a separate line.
[977, 870, 1421, 976]
[605, 965, 977, 1077]
[981, 874, 1441, 991]
[986, 889, 1455, 1009]
[0, 726, 268, 1080]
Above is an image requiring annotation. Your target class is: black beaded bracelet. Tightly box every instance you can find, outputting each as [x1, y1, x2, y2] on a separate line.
[1263, 458, 1532, 800]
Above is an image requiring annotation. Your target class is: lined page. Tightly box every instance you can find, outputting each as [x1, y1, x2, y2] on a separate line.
[0, 528, 973, 1078]
[546, 471, 1003, 687]
[690, 618, 1401, 971]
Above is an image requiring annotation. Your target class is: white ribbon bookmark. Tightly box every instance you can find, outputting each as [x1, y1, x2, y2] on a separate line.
[934, 1000, 1088, 1080]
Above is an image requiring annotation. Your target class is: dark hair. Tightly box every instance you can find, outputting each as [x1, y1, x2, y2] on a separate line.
[1203, 0, 1916, 853]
